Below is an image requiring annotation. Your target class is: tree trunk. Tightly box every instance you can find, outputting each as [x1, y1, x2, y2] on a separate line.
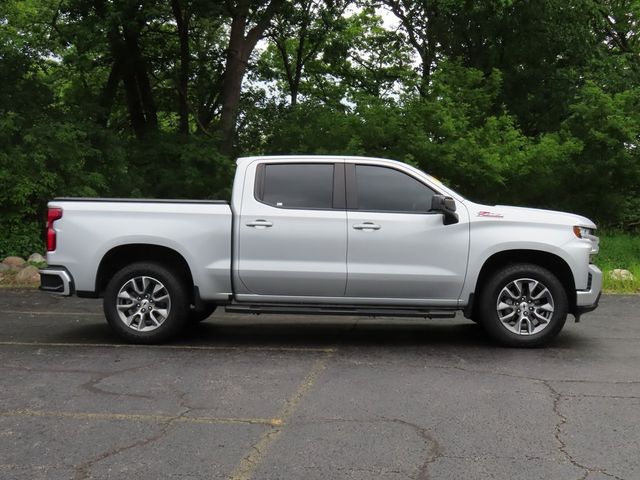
[95, 0, 158, 139]
[123, 25, 158, 132]
[220, 13, 248, 155]
[172, 0, 191, 135]
[220, 0, 283, 155]
[97, 60, 121, 127]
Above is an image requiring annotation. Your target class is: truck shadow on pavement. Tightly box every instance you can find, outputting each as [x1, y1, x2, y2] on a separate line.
[38, 317, 592, 351]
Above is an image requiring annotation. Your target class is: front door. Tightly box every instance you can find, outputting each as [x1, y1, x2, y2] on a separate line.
[345, 164, 469, 302]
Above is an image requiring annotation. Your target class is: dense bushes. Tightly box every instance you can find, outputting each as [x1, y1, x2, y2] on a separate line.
[1, 1, 638, 258]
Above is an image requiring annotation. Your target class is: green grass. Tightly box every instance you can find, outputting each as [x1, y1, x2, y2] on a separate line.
[598, 232, 640, 294]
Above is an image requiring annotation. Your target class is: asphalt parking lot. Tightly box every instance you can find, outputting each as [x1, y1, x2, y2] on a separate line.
[0, 289, 638, 480]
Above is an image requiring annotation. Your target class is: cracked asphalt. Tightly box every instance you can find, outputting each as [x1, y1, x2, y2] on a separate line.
[0, 289, 639, 480]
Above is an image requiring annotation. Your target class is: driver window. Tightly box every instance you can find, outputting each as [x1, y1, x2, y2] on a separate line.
[355, 165, 435, 213]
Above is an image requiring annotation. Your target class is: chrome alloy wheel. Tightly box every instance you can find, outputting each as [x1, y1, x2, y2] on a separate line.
[496, 278, 555, 336]
[116, 276, 171, 332]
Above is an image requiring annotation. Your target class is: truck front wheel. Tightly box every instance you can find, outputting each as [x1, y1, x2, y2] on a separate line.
[478, 263, 568, 347]
[103, 262, 189, 343]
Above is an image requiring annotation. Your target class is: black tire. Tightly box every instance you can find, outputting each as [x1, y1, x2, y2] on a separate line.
[188, 304, 217, 323]
[478, 263, 568, 347]
[103, 262, 190, 344]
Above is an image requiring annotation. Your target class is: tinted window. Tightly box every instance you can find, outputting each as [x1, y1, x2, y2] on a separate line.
[355, 165, 434, 212]
[261, 163, 334, 209]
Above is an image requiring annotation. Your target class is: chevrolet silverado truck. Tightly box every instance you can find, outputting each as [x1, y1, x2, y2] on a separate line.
[39, 156, 602, 346]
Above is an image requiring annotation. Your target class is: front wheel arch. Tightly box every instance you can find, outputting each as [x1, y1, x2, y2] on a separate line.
[470, 250, 576, 318]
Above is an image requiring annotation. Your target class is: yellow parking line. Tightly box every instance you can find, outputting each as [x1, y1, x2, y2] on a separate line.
[228, 350, 334, 480]
[0, 341, 335, 353]
[2, 310, 103, 316]
[0, 408, 281, 427]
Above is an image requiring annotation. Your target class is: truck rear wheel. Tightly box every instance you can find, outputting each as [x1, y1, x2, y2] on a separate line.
[103, 262, 189, 343]
[478, 263, 568, 347]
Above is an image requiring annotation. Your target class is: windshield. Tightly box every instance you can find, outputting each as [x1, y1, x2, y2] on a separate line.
[403, 163, 467, 202]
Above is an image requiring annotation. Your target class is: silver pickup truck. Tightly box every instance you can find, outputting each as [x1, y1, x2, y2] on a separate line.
[40, 155, 601, 346]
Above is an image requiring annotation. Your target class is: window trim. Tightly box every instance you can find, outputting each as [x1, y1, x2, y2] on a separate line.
[346, 163, 441, 215]
[254, 162, 345, 211]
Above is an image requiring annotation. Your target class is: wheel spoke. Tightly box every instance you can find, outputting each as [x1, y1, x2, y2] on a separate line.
[514, 317, 524, 334]
[498, 309, 516, 321]
[152, 293, 169, 302]
[118, 290, 133, 300]
[145, 276, 157, 293]
[131, 278, 144, 295]
[526, 280, 538, 298]
[530, 287, 550, 301]
[125, 312, 139, 327]
[533, 310, 549, 323]
[152, 308, 168, 319]
[504, 284, 521, 301]
[524, 317, 534, 334]
[117, 302, 135, 311]
[537, 302, 553, 312]
[149, 310, 163, 325]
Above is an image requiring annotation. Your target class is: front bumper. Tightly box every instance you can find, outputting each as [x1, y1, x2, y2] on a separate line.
[39, 267, 74, 296]
[575, 264, 602, 310]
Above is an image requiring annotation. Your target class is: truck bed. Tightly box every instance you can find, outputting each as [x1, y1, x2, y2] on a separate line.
[46, 198, 233, 301]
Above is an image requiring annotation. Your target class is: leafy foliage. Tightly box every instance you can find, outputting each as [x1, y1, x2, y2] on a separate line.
[0, 0, 639, 258]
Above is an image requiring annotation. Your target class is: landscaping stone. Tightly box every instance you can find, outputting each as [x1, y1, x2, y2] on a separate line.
[27, 253, 45, 263]
[2, 256, 26, 268]
[609, 268, 635, 281]
[15, 265, 40, 283]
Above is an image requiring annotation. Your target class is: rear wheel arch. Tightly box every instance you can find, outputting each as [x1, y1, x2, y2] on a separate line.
[470, 250, 576, 317]
[95, 244, 194, 300]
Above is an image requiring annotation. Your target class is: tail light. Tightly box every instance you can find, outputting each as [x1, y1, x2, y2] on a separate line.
[46, 207, 63, 252]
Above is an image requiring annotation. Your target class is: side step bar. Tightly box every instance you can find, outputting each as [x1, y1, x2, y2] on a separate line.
[225, 304, 456, 319]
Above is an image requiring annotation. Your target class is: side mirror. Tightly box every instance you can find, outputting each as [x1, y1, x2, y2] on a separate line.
[431, 195, 459, 225]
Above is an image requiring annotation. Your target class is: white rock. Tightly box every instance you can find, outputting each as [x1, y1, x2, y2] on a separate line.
[28, 253, 45, 263]
[609, 269, 635, 281]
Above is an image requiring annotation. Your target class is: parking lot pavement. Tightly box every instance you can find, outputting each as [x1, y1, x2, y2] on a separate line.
[0, 289, 638, 480]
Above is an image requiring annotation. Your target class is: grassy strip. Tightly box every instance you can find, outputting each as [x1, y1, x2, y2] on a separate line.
[598, 233, 640, 294]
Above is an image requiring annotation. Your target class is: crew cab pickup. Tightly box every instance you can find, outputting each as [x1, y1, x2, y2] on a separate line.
[40, 156, 602, 346]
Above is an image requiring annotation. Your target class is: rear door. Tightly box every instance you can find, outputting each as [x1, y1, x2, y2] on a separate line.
[345, 163, 469, 303]
[236, 161, 348, 297]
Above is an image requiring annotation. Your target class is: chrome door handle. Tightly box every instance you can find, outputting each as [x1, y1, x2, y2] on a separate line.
[246, 219, 273, 228]
[353, 222, 381, 231]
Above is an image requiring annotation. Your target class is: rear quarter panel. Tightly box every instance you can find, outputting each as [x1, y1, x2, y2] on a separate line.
[47, 201, 233, 301]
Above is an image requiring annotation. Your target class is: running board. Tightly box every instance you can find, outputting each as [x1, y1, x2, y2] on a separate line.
[225, 304, 456, 319]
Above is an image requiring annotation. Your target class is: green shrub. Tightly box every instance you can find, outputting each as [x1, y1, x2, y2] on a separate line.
[598, 233, 640, 293]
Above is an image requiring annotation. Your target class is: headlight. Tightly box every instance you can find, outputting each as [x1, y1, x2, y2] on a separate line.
[573, 225, 599, 258]
[573, 226, 595, 239]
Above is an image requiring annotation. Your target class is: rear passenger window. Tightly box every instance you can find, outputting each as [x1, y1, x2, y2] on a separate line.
[259, 163, 334, 209]
[355, 165, 434, 212]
